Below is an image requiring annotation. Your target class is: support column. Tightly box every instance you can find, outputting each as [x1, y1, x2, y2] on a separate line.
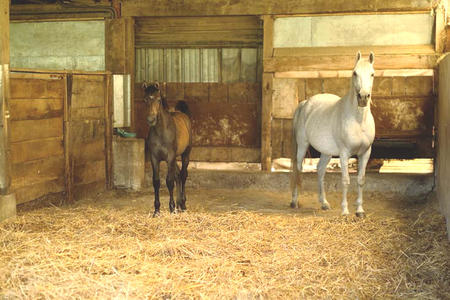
[0, 0, 16, 221]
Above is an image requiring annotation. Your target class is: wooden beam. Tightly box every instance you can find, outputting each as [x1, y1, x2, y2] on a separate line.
[264, 54, 439, 72]
[0, 0, 11, 195]
[435, 1, 447, 53]
[261, 73, 273, 171]
[275, 69, 435, 79]
[263, 15, 274, 58]
[125, 17, 136, 132]
[122, 0, 433, 17]
[273, 45, 435, 57]
[64, 74, 73, 204]
[104, 74, 113, 189]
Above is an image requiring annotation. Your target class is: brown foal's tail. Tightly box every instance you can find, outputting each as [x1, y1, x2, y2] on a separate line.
[175, 101, 191, 118]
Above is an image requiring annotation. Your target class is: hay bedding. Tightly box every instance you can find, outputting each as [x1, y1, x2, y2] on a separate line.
[0, 193, 449, 299]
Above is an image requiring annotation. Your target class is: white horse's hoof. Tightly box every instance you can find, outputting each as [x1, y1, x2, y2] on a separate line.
[290, 202, 298, 209]
[355, 211, 366, 218]
[321, 203, 331, 210]
[341, 210, 350, 216]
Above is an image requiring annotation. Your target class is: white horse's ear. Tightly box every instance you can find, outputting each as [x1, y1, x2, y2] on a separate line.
[369, 51, 375, 64]
[355, 51, 362, 64]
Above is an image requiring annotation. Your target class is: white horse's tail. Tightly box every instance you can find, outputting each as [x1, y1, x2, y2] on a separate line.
[290, 101, 306, 195]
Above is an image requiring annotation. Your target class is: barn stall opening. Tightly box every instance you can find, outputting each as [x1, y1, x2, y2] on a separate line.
[1, 0, 449, 298]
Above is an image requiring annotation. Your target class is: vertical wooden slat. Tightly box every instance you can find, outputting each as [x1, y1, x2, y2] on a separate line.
[64, 74, 73, 204]
[105, 74, 113, 189]
[125, 17, 136, 132]
[262, 72, 273, 170]
[261, 15, 274, 170]
[434, 2, 446, 53]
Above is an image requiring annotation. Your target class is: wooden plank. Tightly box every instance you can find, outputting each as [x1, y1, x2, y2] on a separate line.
[273, 45, 435, 57]
[10, 77, 64, 99]
[71, 107, 105, 120]
[70, 120, 105, 144]
[135, 16, 262, 48]
[9, 99, 63, 121]
[123, 0, 432, 17]
[64, 74, 73, 204]
[10, 137, 64, 164]
[72, 139, 105, 166]
[190, 146, 260, 162]
[184, 83, 209, 102]
[105, 18, 126, 74]
[14, 177, 65, 205]
[73, 180, 105, 201]
[435, 2, 446, 53]
[105, 74, 113, 189]
[264, 54, 438, 72]
[10, 117, 63, 143]
[0, 0, 9, 65]
[71, 75, 105, 108]
[272, 78, 299, 118]
[228, 82, 260, 103]
[11, 155, 65, 190]
[275, 69, 434, 78]
[261, 72, 273, 170]
[73, 160, 106, 186]
[271, 118, 282, 158]
[263, 15, 274, 58]
[125, 17, 136, 132]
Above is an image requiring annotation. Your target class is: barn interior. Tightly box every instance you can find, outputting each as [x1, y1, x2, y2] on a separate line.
[0, 0, 449, 298]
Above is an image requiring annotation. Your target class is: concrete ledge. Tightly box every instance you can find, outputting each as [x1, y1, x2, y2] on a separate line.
[145, 169, 433, 199]
[113, 136, 145, 190]
[0, 193, 16, 222]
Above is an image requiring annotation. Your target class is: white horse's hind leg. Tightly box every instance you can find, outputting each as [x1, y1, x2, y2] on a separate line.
[290, 141, 309, 208]
[317, 154, 331, 210]
[339, 152, 351, 216]
[356, 147, 371, 217]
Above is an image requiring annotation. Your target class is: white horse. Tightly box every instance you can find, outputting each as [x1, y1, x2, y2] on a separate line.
[290, 51, 375, 217]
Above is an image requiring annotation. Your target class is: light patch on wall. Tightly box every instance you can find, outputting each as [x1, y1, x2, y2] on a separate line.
[274, 14, 434, 48]
[10, 21, 105, 71]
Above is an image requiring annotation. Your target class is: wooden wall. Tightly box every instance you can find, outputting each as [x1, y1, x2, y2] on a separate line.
[437, 54, 450, 239]
[9, 73, 66, 204]
[134, 82, 261, 162]
[271, 74, 435, 159]
[9, 71, 112, 205]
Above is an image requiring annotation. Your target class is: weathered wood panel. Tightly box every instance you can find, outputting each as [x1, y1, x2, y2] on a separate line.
[10, 117, 63, 143]
[73, 160, 106, 186]
[135, 16, 262, 48]
[135, 82, 261, 161]
[11, 155, 65, 190]
[71, 75, 105, 108]
[11, 137, 64, 164]
[437, 54, 450, 239]
[264, 54, 438, 72]
[9, 99, 63, 121]
[123, 0, 432, 17]
[14, 177, 65, 205]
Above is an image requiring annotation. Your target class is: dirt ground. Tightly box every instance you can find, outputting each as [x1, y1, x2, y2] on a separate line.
[1, 186, 449, 299]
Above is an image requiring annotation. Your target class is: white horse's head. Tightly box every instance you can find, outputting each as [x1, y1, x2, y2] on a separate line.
[352, 51, 375, 107]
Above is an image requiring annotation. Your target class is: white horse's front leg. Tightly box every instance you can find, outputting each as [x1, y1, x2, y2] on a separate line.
[356, 147, 371, 217]
[317, 154, 331, 210]
[340, 152, 350, 216]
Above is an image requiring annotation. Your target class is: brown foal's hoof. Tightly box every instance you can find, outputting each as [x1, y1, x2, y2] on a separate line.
[290, 202, 298, 209]
[152, 211, 160, 218]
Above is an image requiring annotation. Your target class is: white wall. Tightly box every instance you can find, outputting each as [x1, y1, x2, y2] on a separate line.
[10, 20, 105, 71]
[274, 14, 434, 48]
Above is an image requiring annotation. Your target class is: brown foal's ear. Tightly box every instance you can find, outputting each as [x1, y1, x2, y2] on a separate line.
[154, 81, 160, 90]
[142, 82, 148, 90]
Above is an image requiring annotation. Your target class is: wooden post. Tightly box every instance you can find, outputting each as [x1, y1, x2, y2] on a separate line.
[105, 73, 113, 189]
[0, 0, 16, 221]
[261, 15, 274, 171]
[125, 17, 136, 133]
[63, 74, 73, 204]
[435, 0, 447, 53]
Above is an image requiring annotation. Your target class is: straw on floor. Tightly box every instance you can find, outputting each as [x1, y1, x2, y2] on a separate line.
[0, 193, 449, 299]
